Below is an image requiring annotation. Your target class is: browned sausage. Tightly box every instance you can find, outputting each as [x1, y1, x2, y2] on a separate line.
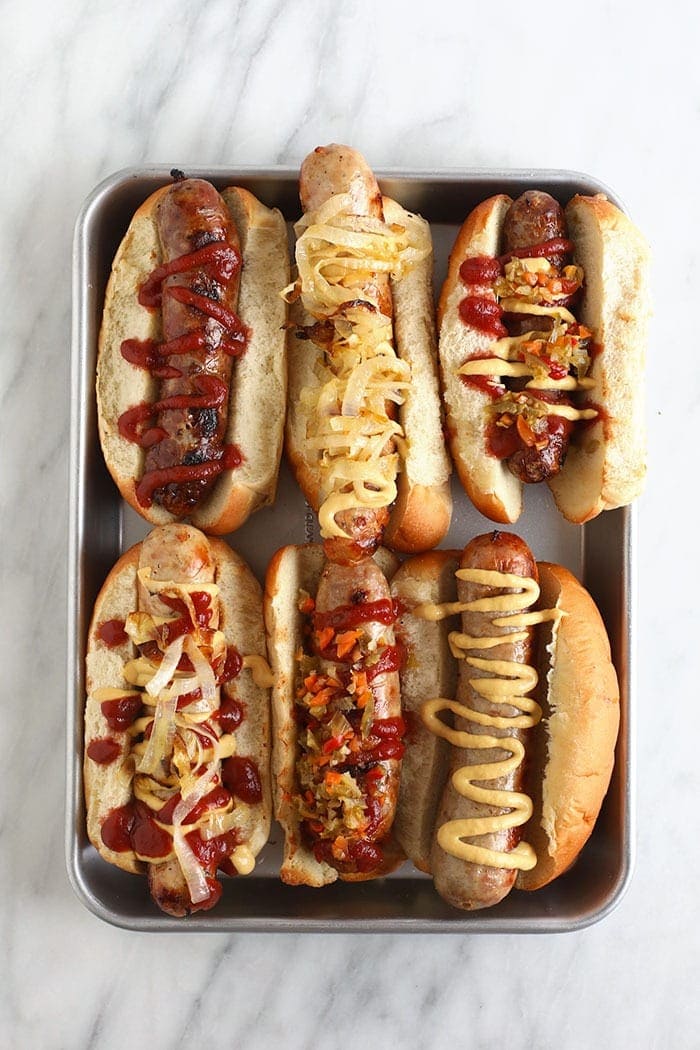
[502, 190, 567, 254]
[138, 525, 219, 917]
[299, 145, 392, 319]
[500, 191, 574, 484]
[298, 145, 395, 560]
[297, 557, 404, 878]
[429, 532, 539, 910]
[140, 177, 244, 517]
[321, 507, 390, 565]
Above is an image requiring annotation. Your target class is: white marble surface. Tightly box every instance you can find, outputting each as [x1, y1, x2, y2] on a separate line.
[2, 0, 697, 1046]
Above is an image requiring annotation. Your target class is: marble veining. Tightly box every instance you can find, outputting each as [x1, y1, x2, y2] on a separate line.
[2, 0, 698, 1046]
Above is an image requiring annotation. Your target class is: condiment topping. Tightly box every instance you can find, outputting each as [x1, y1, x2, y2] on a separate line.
[282, 193, 429, 539]
[416, 568, 560, 870]
[293, 588, 404, 873]
[118, 239, 247, 509]
[97, 619, 129, 648]
[458, 248, 598, 459]
[91, 569, 266, 911]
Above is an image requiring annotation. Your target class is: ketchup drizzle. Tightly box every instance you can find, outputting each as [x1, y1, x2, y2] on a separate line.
[458, 296, 507, 339]
[100, 695, 142, 731]
[87, 738, 121, 765]
[312, 598, 398, 632]
[138, 243, 241, 308]
[117, 238, 248, 507]
[221, 755, 263, 804]
[135, 446, 243, 507]
[97, 619, 128, 648]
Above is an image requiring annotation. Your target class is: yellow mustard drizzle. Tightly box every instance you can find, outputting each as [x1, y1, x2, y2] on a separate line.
[417, 567, 559, 870]
[457, 254, 598, 420]
[241, 653, 275, 689]
[286, 193, 428, 540]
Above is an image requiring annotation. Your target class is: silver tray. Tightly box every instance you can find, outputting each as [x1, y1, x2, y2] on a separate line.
[67, 166, 636, 932]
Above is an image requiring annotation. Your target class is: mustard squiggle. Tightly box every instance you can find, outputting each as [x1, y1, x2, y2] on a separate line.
[417, 567, 559, 870]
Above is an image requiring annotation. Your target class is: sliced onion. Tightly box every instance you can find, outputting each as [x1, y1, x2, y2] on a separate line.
[172, 760, 218, 824]
[183, 636, 217, 710]
[135, 692, 178, 775]
[294, 193, 429, 319]
[200, 808, 238, 841]
[172, 829, 211, 905]
[145, 636, 185, 698]
[341, 356, 404, 417]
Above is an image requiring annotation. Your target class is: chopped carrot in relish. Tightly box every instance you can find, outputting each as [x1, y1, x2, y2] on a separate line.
[335, 630, 359, 658]
[316, 626, 335, 650]
[516, 414, 538, 448]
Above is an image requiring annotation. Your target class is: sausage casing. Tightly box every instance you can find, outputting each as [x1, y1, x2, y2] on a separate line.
[500, 191, 575, 484]
[429, 532, 540, 910]
[296, 145, 396, 563]
[295, 557, 404, 879]
[84, 524, 272, 916]
[142, 179, 244, 516]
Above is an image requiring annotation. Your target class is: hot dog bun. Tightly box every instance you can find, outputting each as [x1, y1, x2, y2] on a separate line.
[263, 542, 404, 886]
[97, 181, 289, 535]
[84, 524, 272, 915]
[390, 550, 460, 875]
[284, 144, 452, 558]
[390, 539, 620, 909]
[515, 561, 620, 891]
[437, 192, 651, 524]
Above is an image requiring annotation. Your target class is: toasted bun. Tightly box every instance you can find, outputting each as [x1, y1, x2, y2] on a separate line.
[285, 196, 452, 553]
[548, 195, 651, 522]
[437, 195, 522, 523]
[380, 198, 452, 551]
[390, 551, 460, 873]
[97, 183, 289, 535]
[207, 532, 273, 859]
[84, 544, 143, 873]
[263, 543, 401, 886]
[84, 525, 272, 884]
[515, 562, 620, 890]
[437, 193, 650, 524]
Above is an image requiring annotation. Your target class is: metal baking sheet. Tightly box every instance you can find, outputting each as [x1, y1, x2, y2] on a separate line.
[67, 166, 635, 932]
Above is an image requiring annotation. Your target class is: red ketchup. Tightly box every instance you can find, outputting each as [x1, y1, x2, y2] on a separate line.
[159, 590, 213, 630]
[156, 785, 231, 827]
[369, 716, 406, 761]
[134, 444, 243, 508]
[345, 839, 382, 873]
[100, 805, 135, 854]
[138, 243, 241, 308]
[101, 694, 142, 731]
[97, 619, 128, 648]
[459, 255, 502, 284]
[458, 296, 507, 339]
[218, 695, 244, 732]
[365, 643, 404, 682]
[100, 801, 172, 859]
[87, 738, 121, 765]
[221, 756, 263, 804]
[312, 598, 398, 632]
[220, 645, 243, 684]
[499, 236, 573, 264]
[188, 829, 239, 875]
[457, 255, 507, 338]
[117, 240, 248, 508]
